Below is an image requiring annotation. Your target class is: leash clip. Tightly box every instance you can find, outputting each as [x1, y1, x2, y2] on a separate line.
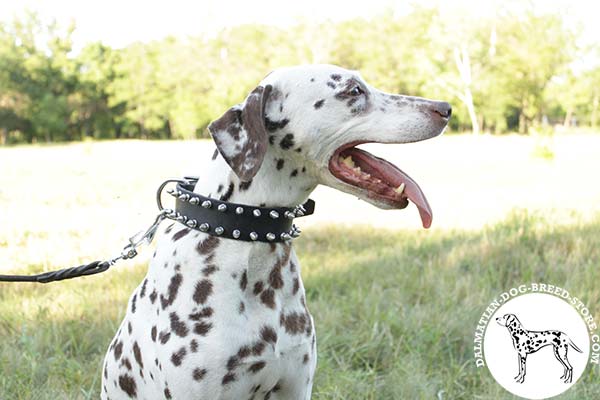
[113, 209, 170, 263]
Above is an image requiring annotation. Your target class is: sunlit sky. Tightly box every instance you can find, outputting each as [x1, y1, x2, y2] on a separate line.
[0, 0, 598, 51]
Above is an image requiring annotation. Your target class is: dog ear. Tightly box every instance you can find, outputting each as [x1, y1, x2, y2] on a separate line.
[208, 85, 273, 182]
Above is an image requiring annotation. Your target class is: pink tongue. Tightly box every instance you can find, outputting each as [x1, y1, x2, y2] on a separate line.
[352, 149, 433, 228]
[395, 171, 433, 229]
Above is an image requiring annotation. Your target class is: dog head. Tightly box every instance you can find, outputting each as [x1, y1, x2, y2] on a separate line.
[496, 314, 520, 328]
[209, 64, 450, 228]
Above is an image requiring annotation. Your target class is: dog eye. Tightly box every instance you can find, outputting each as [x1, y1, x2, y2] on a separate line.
[348, 86, 363, 96]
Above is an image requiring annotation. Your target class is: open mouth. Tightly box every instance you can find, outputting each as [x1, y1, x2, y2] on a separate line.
[328, 142, 433, 228]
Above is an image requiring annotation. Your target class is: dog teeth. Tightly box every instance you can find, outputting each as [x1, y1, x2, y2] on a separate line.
[394, 183, 406, 195]
[339, 156, 355, 169]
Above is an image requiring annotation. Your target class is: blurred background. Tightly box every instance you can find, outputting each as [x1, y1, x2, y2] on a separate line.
[1, 1, 600, 399]
[0, 0, 599, 142]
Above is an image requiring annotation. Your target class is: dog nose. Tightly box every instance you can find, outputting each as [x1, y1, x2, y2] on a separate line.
[431, 101, 452, 119]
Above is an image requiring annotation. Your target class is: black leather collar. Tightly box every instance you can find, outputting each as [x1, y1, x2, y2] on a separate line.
[158, 177, 315, 243]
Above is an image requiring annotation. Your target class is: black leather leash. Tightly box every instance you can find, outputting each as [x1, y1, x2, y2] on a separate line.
[0, 177, 315, 283]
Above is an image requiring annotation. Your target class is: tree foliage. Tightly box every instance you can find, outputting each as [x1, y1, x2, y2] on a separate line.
[0, 7, 598, 144]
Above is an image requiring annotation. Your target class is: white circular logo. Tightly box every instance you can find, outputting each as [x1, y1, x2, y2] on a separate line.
[484, 293, 590, 399]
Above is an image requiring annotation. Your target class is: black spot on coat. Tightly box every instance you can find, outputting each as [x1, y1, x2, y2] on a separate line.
[160, 273, 183, 310]
[265, 118, 289, 132]
[220, 183, 234, 202]
[118, 374, 137, 397]
[171, 346, 187, 366]
[239, 179, 253, 191]
[279, 134, 295, 150]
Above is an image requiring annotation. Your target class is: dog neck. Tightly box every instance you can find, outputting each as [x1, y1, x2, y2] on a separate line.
[193, 147, 317, 209]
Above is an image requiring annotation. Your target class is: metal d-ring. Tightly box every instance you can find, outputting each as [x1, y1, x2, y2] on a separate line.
[156, 178, 187, 212]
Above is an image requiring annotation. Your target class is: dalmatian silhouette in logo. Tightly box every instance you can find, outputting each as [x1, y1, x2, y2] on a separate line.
[496, 313, 583, 384]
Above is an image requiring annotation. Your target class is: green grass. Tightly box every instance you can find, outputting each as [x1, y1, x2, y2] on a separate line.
[1, 210, 599, 399]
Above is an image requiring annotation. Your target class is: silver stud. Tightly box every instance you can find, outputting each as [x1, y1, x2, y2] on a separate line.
[249, 232, 258, 241]
[199, 223, 210, 232]
[186, 219, 197, 228]
[269, 210, 279, 219]
[235, 207, 244, 215]
[232, 229, 241, 239]
[170, 190, 180, 197]
[284, 211, 295, 219]
[189, 197, 200, 205]
[266, 233, 276, 241]
[178, 193, 190, 201]
[202, 200, 212, 209]
[253, 209, 261, 217]
[176, 214, 187, 223]
[217, 204, 227, 212]
[215, 226, 224, 235]
[290, 225, 301, 238]
[280, 232, 292, 241]
[295, 209, 305, 217]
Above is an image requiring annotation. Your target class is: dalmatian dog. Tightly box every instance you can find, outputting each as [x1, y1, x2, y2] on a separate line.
[101, 64, 450, 399]
[496, 314, 583, 384]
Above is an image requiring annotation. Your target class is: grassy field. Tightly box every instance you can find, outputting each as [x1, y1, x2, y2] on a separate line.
[1, 136, 599, 399]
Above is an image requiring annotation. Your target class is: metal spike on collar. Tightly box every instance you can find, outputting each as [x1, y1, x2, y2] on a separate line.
[269, 210, 279, 219]
[170, 190, 180, 197]
[266, 232, 276, 241]
[189, 197, 200, 205]
[253, 209, 261, 217]
[235, 207, 244, 214]
[179, 193, 190, 201]
[199, 223, 210, 232]
[290, 224, 301, 238]
[186, 219, 197, 228]
[201, 200, 212, 209]
[215, 226, 224, 235]
[280, 232, 292, 241]
[217, 204, 227, 212]
[249, 232, 258, 241]
[284, 211, 295, 219]
[176, 214, 187, 223]
[232, 229, 241, 239]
